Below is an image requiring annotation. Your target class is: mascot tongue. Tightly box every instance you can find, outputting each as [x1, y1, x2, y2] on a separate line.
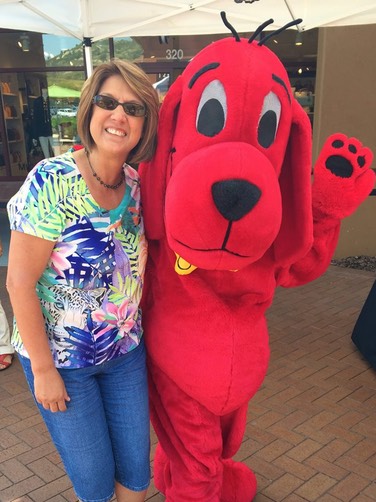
[174, 253, 197, 275]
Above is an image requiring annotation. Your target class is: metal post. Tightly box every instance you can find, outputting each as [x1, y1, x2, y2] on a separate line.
[83, 37, 93, 79]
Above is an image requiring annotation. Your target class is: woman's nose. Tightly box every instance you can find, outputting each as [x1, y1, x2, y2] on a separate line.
[111, 103, 129, 119]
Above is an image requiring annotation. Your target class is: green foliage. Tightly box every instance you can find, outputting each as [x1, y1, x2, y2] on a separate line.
[51, 116, 77, 137]
[46, 38, 144, 69]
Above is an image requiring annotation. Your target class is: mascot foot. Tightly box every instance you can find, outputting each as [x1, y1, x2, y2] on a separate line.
[221, 459, 257, 502]
[153, 443, 169, 495]
[154, 446, 257, 501]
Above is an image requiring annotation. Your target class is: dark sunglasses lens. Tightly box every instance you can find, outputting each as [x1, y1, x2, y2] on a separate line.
[94, 95, 146, 116]
[123, 103, 146, 117]
[94, 96, 117, 110]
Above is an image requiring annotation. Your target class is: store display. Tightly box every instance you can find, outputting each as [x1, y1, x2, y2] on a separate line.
[0, 73, 28, 177]
[291, 78, 315, 126]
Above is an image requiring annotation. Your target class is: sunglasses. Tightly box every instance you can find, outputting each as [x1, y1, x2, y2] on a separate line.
[92, 95, 147, 117]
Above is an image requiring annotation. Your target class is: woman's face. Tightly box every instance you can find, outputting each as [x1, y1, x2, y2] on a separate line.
[89, 74, 145, 160]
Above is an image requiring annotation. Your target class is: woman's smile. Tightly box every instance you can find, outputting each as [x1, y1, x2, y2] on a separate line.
[106, 127, 126, 137]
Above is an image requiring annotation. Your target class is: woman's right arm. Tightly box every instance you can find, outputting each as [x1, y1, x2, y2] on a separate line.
[6, 230, 70, 412]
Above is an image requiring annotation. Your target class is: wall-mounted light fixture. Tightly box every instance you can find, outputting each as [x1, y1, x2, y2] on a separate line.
[18, 33, 30, 52]
[295, 31, 303, 46]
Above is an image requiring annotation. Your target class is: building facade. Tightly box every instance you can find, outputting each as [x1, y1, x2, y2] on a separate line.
[0, 27, 318, 180]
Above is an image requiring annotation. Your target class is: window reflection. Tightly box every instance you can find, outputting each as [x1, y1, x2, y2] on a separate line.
[43, 34, 80, 66]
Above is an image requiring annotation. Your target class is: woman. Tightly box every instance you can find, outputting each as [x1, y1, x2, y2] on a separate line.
[6, 59, 159, 502]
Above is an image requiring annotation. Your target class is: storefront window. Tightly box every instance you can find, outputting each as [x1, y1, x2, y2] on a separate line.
[42, 71, 84, 156]
[0, 70, 85, 178]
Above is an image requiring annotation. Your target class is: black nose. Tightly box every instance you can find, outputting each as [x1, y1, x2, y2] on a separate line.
[211, 179, 261, 221]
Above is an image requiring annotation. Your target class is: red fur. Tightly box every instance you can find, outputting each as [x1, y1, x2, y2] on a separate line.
[140, 36, 375, 501]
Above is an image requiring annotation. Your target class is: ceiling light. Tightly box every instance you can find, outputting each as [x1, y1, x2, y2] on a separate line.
[295, 31, 303, 46]
[19, 33, 30, 52]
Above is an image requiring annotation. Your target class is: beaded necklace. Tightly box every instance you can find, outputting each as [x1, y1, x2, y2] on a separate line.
[85, 149, 125, 190]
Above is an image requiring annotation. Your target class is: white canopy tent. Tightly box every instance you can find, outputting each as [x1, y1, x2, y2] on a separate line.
[1, 0, 376, 76]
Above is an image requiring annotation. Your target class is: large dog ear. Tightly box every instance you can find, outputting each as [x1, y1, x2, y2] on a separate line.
[139, 76, 183, 240]
[272, 100, 314, 265]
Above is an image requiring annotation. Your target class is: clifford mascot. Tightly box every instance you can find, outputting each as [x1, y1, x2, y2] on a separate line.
[139, 13, 375, 502]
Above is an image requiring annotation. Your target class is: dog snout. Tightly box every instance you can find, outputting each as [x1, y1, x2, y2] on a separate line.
[211, 179, 261, 222]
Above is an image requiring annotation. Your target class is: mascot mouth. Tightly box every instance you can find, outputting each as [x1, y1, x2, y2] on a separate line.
[174, 251, 243, 276]
[172, 235, 251, 275]
[172, 217, 254, 275]
[175, 233, 250, 258]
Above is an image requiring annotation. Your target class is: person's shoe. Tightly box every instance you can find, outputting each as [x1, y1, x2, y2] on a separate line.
[0, 354, 13, 370]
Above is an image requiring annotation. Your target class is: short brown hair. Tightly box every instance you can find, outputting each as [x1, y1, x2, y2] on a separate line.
[77, 59, 159, 164]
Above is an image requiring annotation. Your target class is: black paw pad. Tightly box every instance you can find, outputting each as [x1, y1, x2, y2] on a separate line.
[358, 156, 366, 168]
[325, 155, 353, 178]
[332, 140, 344, 148]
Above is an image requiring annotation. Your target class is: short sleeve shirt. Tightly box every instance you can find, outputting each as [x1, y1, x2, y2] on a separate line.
[7, 151, 147, 368]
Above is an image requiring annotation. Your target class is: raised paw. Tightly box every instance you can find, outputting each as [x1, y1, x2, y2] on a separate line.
[324, 134, 371, 178]
[312, 133, 375, 219]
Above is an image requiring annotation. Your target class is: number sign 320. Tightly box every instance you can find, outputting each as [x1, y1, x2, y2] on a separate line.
[166, 49, 184, 60]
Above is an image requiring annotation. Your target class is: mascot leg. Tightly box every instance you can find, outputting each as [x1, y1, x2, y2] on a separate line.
[148, 360, 257, 501]
[148, 361, 223, 501]
[220, 405, 257, 502]
[153, 442, 170, 493]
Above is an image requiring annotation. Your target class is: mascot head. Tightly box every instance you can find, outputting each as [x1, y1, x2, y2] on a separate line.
[140, 13, 314, 273]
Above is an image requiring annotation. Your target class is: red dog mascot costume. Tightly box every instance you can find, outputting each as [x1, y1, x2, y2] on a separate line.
[139, 13, 375, 502]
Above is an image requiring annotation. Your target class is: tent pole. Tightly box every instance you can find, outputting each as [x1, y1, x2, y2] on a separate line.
[283, 0, 302, 32]
[83, 37, 93, 79]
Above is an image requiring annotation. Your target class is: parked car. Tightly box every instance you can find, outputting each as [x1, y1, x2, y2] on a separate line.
[57, 108, 76, 117]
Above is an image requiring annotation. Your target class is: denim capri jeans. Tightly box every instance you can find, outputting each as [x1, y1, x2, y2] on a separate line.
[19, 338, 150, 502]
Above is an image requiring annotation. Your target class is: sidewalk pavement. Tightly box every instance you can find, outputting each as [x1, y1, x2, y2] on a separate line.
[1, 264, 375, 502]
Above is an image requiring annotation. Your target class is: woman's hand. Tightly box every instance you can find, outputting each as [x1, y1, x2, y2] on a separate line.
[34, 367, 71, 412]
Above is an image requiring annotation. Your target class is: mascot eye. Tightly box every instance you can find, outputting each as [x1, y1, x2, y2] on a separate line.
[258, 91, 281, 148]
[196, 80, 227, 137]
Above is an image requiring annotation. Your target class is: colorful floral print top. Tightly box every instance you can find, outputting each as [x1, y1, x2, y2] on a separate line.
[7, 151, 147, 368]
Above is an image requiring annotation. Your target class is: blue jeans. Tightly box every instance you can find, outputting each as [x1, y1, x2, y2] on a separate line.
[19, 339, 150, 502]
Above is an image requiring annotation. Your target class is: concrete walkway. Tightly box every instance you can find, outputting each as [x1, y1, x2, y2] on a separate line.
[1, 263, 375, 501]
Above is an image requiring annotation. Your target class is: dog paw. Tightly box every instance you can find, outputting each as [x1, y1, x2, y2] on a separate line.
[312, 133, 375, 219]
[324, 134, 371, 178]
